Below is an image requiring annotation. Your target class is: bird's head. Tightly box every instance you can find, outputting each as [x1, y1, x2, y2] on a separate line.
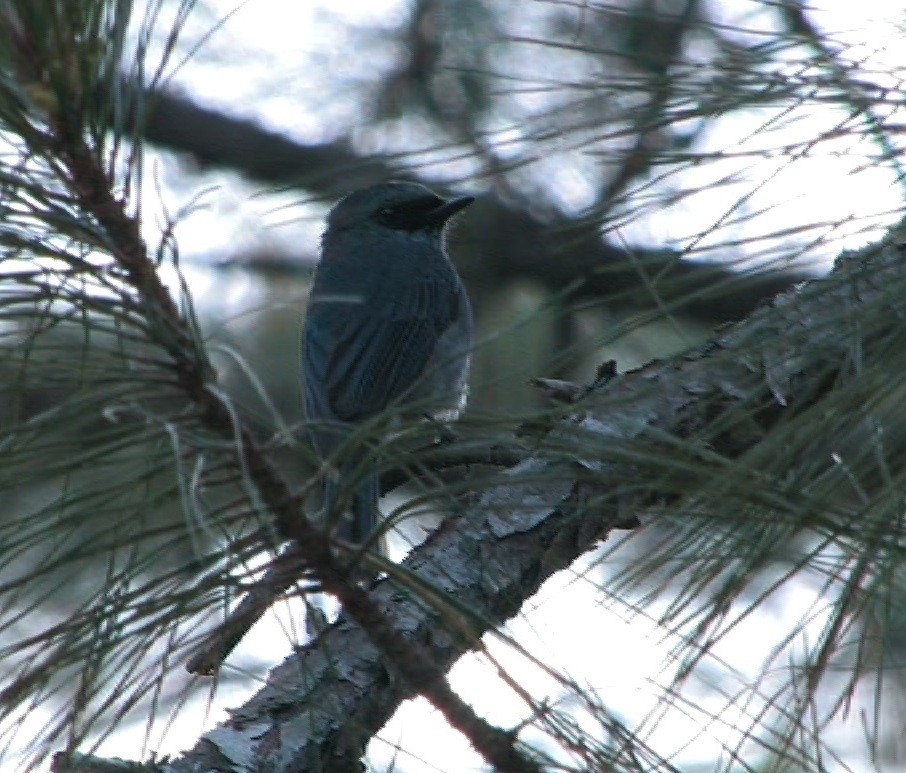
[325, 181, 474, 238]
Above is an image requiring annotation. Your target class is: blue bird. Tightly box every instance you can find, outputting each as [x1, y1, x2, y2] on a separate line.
[303, 182, 474, 546]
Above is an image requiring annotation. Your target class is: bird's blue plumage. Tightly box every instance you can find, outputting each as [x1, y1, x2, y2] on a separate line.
[302, 182, 473, 547]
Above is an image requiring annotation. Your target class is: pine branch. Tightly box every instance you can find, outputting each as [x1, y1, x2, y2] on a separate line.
[115, 223, 906, 770]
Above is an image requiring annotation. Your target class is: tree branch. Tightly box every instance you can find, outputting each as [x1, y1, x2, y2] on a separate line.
[141, 226, 906, 769]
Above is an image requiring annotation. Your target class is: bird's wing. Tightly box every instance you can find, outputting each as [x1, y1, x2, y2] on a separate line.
[322, 277, 458, 422]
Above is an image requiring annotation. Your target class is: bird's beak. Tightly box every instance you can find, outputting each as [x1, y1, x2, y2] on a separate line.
[425, 195, 475, 226]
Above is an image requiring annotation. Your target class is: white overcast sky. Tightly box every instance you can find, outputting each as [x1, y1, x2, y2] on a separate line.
[149, 0, 906, 281]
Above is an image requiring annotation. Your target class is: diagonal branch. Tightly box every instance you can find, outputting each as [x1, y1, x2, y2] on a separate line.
[152, 223, 906, 769]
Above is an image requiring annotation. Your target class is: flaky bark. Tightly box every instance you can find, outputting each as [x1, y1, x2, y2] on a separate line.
[57, 224, 906, 772]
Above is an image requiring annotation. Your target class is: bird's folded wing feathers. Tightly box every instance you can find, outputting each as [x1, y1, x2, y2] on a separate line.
[322, 279, 458, 422]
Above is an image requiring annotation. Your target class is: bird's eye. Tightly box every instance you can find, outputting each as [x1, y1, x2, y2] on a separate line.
[379, 207, 395, 217]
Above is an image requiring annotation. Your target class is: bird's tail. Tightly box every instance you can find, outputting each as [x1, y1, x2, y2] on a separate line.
[323, 464, 380, 547]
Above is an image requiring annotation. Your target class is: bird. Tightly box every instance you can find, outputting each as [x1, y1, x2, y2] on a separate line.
[302, 181, 474, 549]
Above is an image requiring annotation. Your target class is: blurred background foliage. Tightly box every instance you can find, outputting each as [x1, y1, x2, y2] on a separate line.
[2, 0, 906, 770]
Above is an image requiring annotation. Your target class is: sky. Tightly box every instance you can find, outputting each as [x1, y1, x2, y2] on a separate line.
[150, 0, 906, 279]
